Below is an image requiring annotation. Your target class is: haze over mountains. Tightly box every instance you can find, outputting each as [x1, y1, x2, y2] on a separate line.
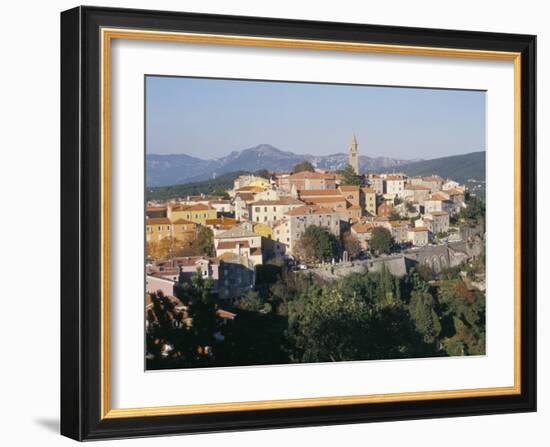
[146, 144, 422, 187]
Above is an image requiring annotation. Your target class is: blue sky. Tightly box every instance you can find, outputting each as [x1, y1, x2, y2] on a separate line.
[146, 76, 486, 160]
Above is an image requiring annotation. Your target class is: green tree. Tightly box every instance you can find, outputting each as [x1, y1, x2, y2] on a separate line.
[460, 195, 486, 222]
[292, 160, 315, 173]
[195, 226, 215, 256]
[388, 209, 402, 221]
[147, 269, 220, 369]
[369, 227, 393, 255]
[287, 284, 430, 363]
[254, 169, 270, 179]
[210, 189, 230, 200]
[235, 290, 272, 313]
[339, 164, 361, 185]
[409, 291, 442, 343]
[294, 225, 340, 263]
[342, 231, 362, 259]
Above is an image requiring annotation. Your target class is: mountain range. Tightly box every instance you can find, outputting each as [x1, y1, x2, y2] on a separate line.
[146, 149, 486, 201]
[146, 144, 420, 187]
[391, 151, 485, 185]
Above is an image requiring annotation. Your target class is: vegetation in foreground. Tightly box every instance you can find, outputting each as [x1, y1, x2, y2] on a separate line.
[146, 254, 486, 370]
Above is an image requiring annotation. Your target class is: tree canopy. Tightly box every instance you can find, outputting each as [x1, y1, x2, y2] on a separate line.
[339, 164, 361, 185]
[196, 227, 215, 257]
[147, 258, 486, 370]
[292, 160, 315, 173]
[369, 227, 393, 255]
[294, 225, 340, 263]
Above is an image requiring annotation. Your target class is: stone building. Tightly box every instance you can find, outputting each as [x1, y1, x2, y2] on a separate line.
[272, 205, 340, 255]
[348, 133, 359, 175]
[249, 197, 304, 224]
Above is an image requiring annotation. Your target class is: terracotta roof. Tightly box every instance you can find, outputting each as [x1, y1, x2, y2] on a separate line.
[146, 217, 171, 225]
[169, 204, 187, 212]
[146, 206, 167, 212]
[361, 187, 376, 193]
[409, 227, 428, 232]
[385, 175, 404, 181]
[172, 218, 196, 225]
[216, 309, 236, 320]
[347, 204, 362, 210]
[298, 189, 340, 196]
[338, 185, 360, 191]
[186, 203, 213, 211]
[351, 223, 374, 233]
[447, 188, 465, 195]
[250, 198, 304, 206]
[289, 171, 336, 180]
[235, 193, 255, 201]
[286, 205, 336, 216]
[250, 247, 262, 256]
[217, 252, 237, 261]
[429, 193, 449, 201]
[306, 196, 346, 204]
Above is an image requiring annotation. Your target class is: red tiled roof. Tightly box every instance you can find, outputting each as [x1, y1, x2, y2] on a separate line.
[338, 185, 360, 191]
[287, 205, 336, 216]
[409, 227, 428, 232]
[298, 189, 340, 196]
[289, 171, 336, 180]
[172, 218, 196, 225]
[306, 196, 346, 204]
[146, 217, 171, 225]
[250, 198, 304, 206]
[351, 223, 374, 233]
[430, 193, 449, 201]
[186, 203, 213, 211]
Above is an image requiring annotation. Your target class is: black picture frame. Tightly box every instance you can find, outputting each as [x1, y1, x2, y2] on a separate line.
[61, 5, 536, 441]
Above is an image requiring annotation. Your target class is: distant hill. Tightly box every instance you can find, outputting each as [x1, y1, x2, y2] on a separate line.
[146, 171, 250, 201]
[146, 144, 417, 187]
[147, 151, 486, 201]
[388, 151, 486, 184]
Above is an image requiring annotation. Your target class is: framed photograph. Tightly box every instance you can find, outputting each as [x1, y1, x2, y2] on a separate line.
[61, 6, 536, 441]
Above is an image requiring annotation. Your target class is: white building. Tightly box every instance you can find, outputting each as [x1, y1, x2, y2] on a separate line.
[214, 227, 263, 266]
[249, 198, 304, 224]
[384, 175, 406, 197]
[407, 227, 429, 246]
[273, 205, 340, 255]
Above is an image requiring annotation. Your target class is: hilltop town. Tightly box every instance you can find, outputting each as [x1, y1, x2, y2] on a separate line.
[145, 136, 486, 369]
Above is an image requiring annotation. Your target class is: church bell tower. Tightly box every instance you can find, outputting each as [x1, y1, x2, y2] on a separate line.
[348, 133, 359, 175]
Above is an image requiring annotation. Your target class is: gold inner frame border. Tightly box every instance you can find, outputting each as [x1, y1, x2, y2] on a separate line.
[100, 27, 522, 419]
